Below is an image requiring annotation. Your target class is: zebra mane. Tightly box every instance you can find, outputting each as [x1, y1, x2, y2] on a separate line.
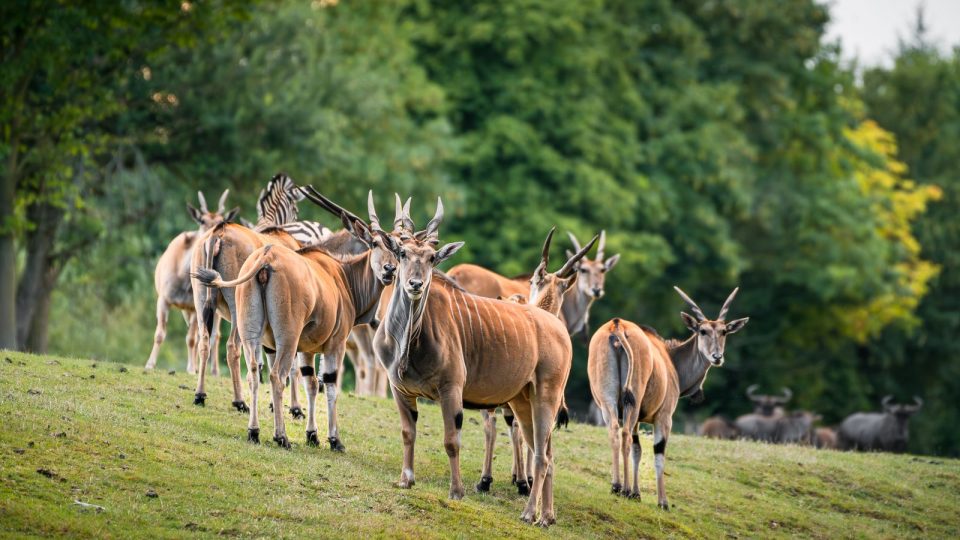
[255, 173, 300, 229]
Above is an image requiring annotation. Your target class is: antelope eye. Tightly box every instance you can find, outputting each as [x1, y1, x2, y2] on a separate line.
[579, 267, 588, 273]
[429, 254, 435, 264]
[699, 329, 707, 336]
[721, 330, 727, 336]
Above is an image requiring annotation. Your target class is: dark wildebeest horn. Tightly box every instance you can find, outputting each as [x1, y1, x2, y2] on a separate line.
[778, 387, 793, 404]
[217, 189, 230, 213]
[673, 286, 708, 322]
[567, 231, 583, 253]
[717, 287, 740, 321]
[881, 395, 894, 411]
[596, 230, 606, 261]
[907, 396, 924, 412]
[197, 191, 209, 213]
[558, 234, 599, 279]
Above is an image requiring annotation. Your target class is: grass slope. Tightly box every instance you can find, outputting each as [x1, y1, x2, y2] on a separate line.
[1, 352, 958, 539]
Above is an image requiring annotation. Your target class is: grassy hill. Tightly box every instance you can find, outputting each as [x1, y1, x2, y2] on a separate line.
[1, 352, 958, 538]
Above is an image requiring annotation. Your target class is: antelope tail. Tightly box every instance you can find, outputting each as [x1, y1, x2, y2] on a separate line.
[609, 318, 636, 410]
[195, 233, 223, 334]
[193, 245, 274, 289]
[555, 398, 570, 430]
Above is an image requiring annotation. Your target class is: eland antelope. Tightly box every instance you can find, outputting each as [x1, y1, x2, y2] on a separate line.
[190, 174, 308, 413]
[194, 188, 398, 451]
[475, 228, 598, 495]
[588, 287, 748, 509]
[371, 199, 574, 526]
[146, 190, 237, 373]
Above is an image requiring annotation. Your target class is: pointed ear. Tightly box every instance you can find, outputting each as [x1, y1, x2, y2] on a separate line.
[680, 312, 699, 332]
[374, 230, 401, 255]
[603, 253, 621, 271]
[557, 274, 577, 295]
[223, 207, 240, 223]
[434, 241, 464, 266]
[725, 317, 749, 334]
[532, 260, 548, 283]
[187, 204, 204, 224]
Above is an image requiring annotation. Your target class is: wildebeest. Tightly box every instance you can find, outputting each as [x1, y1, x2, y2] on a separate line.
[734, 386, 792, 442]
[698, 416, 740, 440]
[837, 396, 923, 453]
[774, 411, 820, 445]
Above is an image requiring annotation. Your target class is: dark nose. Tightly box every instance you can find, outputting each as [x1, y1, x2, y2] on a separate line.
[712, 353, 722, 361]
[384, 263, 396, 273]
[408, 279, 423, 291]
[592, 287, 602, 296]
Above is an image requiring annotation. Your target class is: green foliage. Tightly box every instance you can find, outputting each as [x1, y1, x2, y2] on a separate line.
[860, 32, 960, 456]
[20, 0, 956, 457]
[3, 353, 960, 537]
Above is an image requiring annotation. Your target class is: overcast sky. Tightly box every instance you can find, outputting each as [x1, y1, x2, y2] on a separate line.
[824, 0, 960, 66]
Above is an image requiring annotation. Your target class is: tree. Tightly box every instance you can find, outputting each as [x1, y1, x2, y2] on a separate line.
[860, 17, 960, 455]
[0, 1, 256, 352]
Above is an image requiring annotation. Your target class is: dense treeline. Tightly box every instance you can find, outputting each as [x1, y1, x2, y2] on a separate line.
[2, 1, 956, 455]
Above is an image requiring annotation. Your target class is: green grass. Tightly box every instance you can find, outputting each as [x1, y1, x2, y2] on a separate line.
[1, 352, 958, 539]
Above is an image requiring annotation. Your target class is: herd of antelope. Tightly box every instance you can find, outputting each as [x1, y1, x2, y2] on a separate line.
[147, 173, 763, 525]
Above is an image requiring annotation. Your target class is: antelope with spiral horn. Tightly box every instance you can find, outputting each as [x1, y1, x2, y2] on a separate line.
[146, 190, 237, 372]
[588, 286, 748, 508]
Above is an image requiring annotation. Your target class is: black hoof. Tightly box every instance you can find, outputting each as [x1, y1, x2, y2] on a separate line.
[611, 483, 622, 494]
[475, 476, 493, 493]
[232, 401, 249, 413]
[511, 473, 518, 486]
[328, 437, 345, 452]
[627, 490, 641, 500]
[306, 430, 320, 447]
[516, 481, 530, 496]
[658, 502, 670, 511]
[269, 403, 274, 412]
[273, 435, 291, 449]
[248, 428, 260, 444]
[290, 406, 304, 420]
[194, 392, 207, 406]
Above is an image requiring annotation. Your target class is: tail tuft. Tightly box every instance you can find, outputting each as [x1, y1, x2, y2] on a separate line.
[202, 306, 216, 333]
[555, 406, 570, 430]
[623, 389, 636, 408]
[192, 268, 221, 286]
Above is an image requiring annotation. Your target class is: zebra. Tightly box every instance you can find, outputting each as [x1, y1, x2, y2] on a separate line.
[251, 173, 333, 246]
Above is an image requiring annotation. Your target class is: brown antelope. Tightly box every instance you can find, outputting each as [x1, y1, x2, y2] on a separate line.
[588, 287, 748, 509]
[190, 174, 308, 413]
[371, 199, 575, 526]
[447, 230, 619, 337]
[194, 189, 398, 450]
[475, 228, 598, 495]
[560, 231, 619, 337]
[146, 190, 237, 372]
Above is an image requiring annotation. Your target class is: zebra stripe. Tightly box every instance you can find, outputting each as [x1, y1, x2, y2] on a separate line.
[280, 221, 332, 246]
[255, 173, 305, 228]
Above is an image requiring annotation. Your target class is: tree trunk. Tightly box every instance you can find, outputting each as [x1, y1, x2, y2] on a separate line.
[0, 140, 18, 350]
[23, 264, 59, 353]
[15, 199, 65, 349]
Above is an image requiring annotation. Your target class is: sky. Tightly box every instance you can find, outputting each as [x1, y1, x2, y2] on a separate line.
[824, 0, 960, 67]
